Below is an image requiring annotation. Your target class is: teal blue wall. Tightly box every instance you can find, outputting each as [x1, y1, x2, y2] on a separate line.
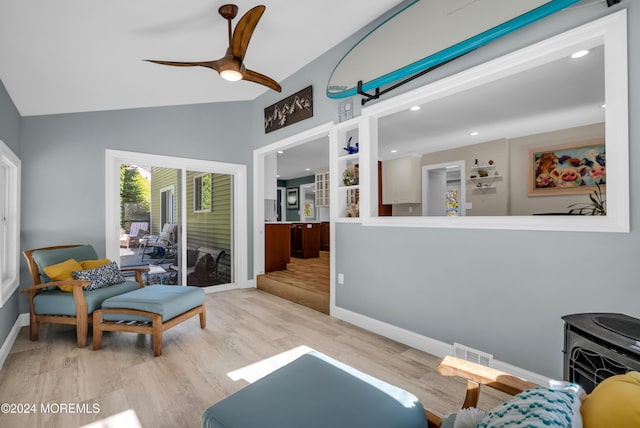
[0, 80, 21, 350]
[281, 175, 315, 221]
[249, 1, 640, 379]
[18, 102, 252, 316]
[3, 0, 639, 380]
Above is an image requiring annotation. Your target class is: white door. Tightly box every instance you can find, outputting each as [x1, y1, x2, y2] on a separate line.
[426, 169, 446, 216]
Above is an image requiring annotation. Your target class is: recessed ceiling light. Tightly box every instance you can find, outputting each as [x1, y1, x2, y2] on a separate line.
[571, 49, 590, 59]
[305, 168, 311, 171]
[601, 104, 606, 108]
[410, 106, 421, 112]
[276, 174, 280, 178]
[390, 149, 398, 153]
[469, 131, 479, 136]
[277, 150, 284, 154]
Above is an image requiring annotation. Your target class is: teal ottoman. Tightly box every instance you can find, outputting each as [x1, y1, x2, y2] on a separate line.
[201, 351, 428, 428]
[93, 285, 206, 356]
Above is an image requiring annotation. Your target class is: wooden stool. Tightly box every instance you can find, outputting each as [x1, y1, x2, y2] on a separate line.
[93, 285, 205, 356]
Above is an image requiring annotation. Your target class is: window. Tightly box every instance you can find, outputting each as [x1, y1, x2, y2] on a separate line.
[194, 173, 212, 212]
[0, 140, 21, 307]
[160, 185, 175, 225]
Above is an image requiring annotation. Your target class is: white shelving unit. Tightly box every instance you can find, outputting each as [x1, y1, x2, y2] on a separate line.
[333, 118, 361, 220]
[467, 163, 501, 191]
[471, 164, 496, 171]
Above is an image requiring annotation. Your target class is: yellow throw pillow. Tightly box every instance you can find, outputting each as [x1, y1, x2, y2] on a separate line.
[42, 258, 84, 292]
[581, 371, 640, 428]
[80, 258, 111, 270]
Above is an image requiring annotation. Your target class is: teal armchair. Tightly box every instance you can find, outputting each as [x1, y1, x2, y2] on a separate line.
[22, 244, 149, 347]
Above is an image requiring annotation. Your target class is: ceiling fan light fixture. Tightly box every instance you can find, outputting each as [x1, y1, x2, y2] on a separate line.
[220, 69, 243, 81]
[145, 4, 281, 92]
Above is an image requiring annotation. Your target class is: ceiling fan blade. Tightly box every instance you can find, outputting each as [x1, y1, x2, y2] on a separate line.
[145, 59, 222, 72]
[243, 69, 281, 92]
[232, 5, 265, 60]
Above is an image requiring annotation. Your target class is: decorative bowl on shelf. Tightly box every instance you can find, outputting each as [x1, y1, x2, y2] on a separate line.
[342, 164, 359, 186]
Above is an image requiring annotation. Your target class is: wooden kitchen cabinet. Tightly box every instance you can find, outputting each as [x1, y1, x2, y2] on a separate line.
[378, 161, 393, 216]
[265, 223, 290, 272]
[290, 223, 321, 259]
[320, 222, 330, 251]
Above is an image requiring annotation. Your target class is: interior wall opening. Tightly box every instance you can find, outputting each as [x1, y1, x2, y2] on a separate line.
[254, 124, 332, 314]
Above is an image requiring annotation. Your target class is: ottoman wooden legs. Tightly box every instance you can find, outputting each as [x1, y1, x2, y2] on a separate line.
[93, 303, 206, 356]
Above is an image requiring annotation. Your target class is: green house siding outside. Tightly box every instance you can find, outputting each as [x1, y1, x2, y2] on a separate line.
[149, 168, 232, 254]
[150, 167, 180, 235]
[186, 172, 232, 254]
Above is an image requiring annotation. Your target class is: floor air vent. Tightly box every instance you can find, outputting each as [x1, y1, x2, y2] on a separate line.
[453, 343, 494, 367]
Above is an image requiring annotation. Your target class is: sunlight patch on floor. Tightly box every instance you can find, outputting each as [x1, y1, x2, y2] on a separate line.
[81, 409, 142, 428]
[227, 345, 315, 383]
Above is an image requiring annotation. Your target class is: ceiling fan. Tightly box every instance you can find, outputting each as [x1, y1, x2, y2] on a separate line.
[145, 4, 282, 92]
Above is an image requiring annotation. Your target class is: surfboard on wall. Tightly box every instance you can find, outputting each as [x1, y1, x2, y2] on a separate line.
[326, 0, 581, 99]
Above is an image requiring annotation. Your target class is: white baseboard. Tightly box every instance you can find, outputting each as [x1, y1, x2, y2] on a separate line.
[203, 279, 255, 295]
[0, 313, 29, 371]
[331, 306, 550, 386]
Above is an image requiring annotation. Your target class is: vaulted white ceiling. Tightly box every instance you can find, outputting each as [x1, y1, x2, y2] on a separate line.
[0, 0, 404, 116]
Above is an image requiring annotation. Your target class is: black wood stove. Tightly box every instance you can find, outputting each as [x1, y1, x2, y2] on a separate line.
[562, 313, 640, 393]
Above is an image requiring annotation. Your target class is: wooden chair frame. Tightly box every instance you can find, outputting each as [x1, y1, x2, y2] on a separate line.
[93, 303, 206, 356]
[425, 356, 539, 427]
[21, 245, 149, 348]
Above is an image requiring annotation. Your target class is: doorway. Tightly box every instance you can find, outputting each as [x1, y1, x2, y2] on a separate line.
[422, 161, 467, 216]
[277, 186, 287, 221]
[106, 150, 248, 290]
[299, 183, 316, 221]
[253, 123, 333, 314]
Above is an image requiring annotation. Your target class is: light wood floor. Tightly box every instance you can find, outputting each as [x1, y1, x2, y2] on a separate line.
[257, 251, 330, 314]
[0, 289, 506, 428]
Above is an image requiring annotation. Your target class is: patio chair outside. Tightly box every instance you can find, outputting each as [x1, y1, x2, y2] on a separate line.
[139, 223, 177, 261]
[119, 221, 149, 249]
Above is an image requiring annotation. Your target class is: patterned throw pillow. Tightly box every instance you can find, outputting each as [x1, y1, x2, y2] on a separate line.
[72, 262, 126, 291]
[477, 387, 582, 428]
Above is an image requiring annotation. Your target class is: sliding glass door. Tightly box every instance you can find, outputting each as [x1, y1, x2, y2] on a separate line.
[184, 171, 234, 286]
[111, 152, 242, 289]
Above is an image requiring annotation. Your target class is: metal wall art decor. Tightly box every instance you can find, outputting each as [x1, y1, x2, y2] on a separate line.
[264, 85, 313, 133]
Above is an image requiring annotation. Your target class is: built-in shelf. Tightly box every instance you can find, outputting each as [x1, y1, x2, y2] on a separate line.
[333, 118, 361, 220]
[468, 175, 502, 182]
[338, 184, 360, 191]
[471, 164, 496, 170]
[471, 185, 496, 190]
[468, 164, 500, 191]
[339, 153, 359, 161]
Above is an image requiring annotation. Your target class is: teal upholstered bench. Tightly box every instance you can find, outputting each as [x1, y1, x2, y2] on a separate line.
[93, 285, 206, 356]
[201, 350, 428, 428]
